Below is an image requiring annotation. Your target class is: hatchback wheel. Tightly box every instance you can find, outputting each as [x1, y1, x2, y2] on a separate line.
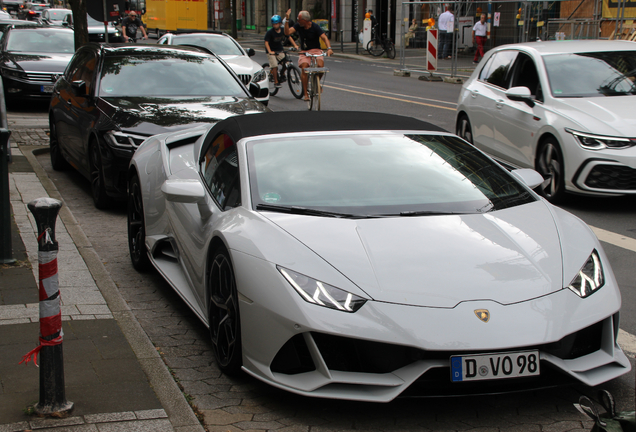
[536, 137, 565, 203]
[49, 120, 71, 171]
[89, 140, 112, 209]
[456, 114, 473, 144]
[127, 173, 150, 271]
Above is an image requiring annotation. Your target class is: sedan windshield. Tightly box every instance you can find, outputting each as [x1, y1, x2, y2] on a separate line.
[247, 133, 535, 216]
[47, 10, 70, 21]
[5, 29, 74, 53]
[172, 35, 244, 56]
[544, 50, 636, 97]
[99, 54, 247, 97]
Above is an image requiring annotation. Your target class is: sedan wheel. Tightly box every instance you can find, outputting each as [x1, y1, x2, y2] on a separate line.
[456, 115, 473, 144]
[536, 138, 565, 203]
[127, 173, 150, 271]
[49, 120, 70, 171]
[209, 247, 242, 375]
[89, 140, 112, 209]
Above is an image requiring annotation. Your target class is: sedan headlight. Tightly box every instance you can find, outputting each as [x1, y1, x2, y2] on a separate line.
[105, 131, 147, 149]
[566, 128, 635, 150]
[2, 68, 24, 79]
[278, 266, 367, 312]
[567, 250, 604, 298]
[252, 68, 267, 83]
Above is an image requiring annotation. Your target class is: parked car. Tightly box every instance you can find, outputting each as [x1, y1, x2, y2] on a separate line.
[0, 26, 74, 102]
[62, 13, 123, 42]
[49, 44, 269, 209]
[127, 110, 631, 400]
[2, 0, 25, 17]
[157, 32, 269, 105]
[0, 10, 11, 20]
[0, 18, 44, 41]
[456, 40, 636, 203]
[19, 2, 47, 20]
[41, 8, 71, 26]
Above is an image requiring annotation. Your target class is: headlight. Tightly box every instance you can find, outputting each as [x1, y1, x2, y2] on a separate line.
[2, 68, 24, 79]
[252, 68, 267, 83]
[105, 131, 147, 149]
[567, 250, 604, 298]
[566, 128, 635, 150]
[278, 266, 367, 312]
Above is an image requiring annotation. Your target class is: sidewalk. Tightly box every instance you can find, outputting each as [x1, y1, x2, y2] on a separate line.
[1, 116, 204, 431]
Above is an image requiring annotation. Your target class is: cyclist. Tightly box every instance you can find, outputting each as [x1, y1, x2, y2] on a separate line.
[284, 9, 332, 101]
[122, 11, 148, 42]
[265, 14, 298, 88]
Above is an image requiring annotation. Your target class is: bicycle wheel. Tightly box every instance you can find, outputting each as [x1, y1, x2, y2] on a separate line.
[309, 74, 321, 111]
[386, 41, 396, 59]
[261, 63, 278, 96]
[367, 39, 384, 57]
[287, 65, 303, 99]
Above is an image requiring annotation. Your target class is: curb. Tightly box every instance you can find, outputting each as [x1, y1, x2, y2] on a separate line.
[19, 146, 205, 432]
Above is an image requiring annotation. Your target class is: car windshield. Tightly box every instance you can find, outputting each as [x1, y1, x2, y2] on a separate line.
[543, 50, 636, 97]
[47, 10, 70, 20]
[247, 133, 536, 216]
[173, 35, 244, 56]
[32, 5, 46, 10]
[5, 29, 74, 53]
[99, 53, 247, 97]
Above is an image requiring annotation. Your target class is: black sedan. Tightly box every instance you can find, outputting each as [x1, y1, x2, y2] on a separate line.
[49, 44, 269, 209]
[0, 26, 74, 102]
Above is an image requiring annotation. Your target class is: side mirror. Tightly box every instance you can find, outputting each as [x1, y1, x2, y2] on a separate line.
[511, 168, 544, 190]
[248, 82, 268, 99]
[161, 179, 212, 218]
[71, 80, 87, 96]
[246, 47, 255, 57]
[506, 86, 535, 108]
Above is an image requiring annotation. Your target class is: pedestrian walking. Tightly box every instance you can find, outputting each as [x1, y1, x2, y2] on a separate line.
[438, 6, 454, 59]
[472, 13, 487, 64]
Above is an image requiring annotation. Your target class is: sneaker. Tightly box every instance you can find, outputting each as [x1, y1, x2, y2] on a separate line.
[473, 61, 478, 65]
[275, 83, 282, 88]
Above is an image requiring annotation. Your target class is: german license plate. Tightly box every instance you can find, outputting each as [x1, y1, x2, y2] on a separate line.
[41, 85, 53, 93]
[450, 350, 539, 382]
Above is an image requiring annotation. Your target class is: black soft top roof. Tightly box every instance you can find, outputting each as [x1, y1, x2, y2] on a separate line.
[200, 111, 446, 161]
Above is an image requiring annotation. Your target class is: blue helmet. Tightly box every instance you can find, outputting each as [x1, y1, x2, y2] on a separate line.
[271, 14, 282, 24]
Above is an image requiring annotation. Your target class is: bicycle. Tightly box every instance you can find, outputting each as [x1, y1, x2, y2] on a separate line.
[304, 51, 329, 111]
[366, 26, 396, 59]
[262, 49, 303, 99]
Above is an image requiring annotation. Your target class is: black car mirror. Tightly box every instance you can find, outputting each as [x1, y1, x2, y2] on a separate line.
[246, 48, 255, 57]
[71, 80, 87, 96]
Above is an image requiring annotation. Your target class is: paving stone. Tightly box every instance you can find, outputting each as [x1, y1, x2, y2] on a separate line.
[233, 420, 284, 430]
[201, 409, 253, 425]
[190, 394, 242, 410]
[93, 418, 173, 432]
[0, 422, 30, 432]
[134, 409, 168, 420]
[84, 412, 136, 423]
[30, 416, 84, 429]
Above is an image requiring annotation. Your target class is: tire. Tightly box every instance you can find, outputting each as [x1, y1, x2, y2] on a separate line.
[287, 65, 303, 99]
[536, 137, 566, 203]
[127, 173, 150, 271]
[89, 139, 113, 209]
[456, 114, 473, 144]
[208, 246, 242, 375]
[262, 62, 279, 97]
[49, 118, 71, 171]
[309, 74, 321, 111]
[386, 41, 396, 59]
[367, 40, 384, 57]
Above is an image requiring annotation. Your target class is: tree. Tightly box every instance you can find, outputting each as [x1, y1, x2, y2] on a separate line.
[68, 0, 89, 50]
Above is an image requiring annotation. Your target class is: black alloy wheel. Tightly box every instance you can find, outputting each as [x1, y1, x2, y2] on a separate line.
[536, 137, 566, 203]
[209, 247, 242, 375]
[287, 65, 303, 99]
[456, 114, 473, 144]
[127, 173, 150, 271]
[49, 119, 70, 170]
[89, 139, 112, 209]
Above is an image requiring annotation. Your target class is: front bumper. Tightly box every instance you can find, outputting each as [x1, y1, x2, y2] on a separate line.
[97, 133, 138, 199]
[2, 75, 57, 100]
[234, 253, 631, 402]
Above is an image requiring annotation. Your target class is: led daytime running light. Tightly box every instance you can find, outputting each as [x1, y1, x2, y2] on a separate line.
[565, 128, 633, 150]
[567, 250, 604, 298]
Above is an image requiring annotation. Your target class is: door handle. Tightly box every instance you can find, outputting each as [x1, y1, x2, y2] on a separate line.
[470, 89, 478, 99]
[66, 99, 72, 105]
[496, 99, 504, 109]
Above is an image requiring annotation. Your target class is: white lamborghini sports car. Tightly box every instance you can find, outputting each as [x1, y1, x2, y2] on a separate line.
[127, 111, 631, 402]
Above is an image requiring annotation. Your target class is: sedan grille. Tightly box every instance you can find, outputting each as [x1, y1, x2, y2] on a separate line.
[24, 72, 59, 83]
[238, 74, 251, 85]
[585, 165, 636, 190]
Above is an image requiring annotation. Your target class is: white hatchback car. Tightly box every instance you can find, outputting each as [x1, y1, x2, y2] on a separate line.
[456, 40, 636, 203]
[158, 32, 269, 105]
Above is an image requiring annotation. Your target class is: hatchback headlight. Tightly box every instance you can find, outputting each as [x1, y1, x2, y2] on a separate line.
[566, 128, 635, 150]
[252, 68, 267, 83]
[279, 267, 367, 312]
[568, 250, 604, 298]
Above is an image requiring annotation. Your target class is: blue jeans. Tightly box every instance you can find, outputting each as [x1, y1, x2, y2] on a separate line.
[439, 31, 452, 58]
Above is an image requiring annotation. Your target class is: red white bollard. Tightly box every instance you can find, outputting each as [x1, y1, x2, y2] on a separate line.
[427, 29, 438, 72]
[21, 197, 73, 416]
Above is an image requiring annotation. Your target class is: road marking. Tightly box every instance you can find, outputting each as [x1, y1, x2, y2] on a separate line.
[589, 226, 636, 253]
[329, 82, 458, 106]
[618, 330, 636, 358]
[325, 84, 457, 111]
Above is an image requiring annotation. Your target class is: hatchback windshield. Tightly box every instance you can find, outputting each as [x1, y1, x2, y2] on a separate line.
[99, 53, 247, 97]
[6, 29, 74, 53]
[172, 35, 244, 56]
[247, 133, 535, 216]
[544, 50, 636, 97]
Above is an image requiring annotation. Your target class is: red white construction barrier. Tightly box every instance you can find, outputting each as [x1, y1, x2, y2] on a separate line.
[427, 29, 438, 71]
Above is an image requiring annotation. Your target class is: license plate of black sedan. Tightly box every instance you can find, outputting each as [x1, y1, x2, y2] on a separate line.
[450, 350, 540, 382]
[41, 85, 53, 93]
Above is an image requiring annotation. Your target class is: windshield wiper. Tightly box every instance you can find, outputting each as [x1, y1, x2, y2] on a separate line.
[256, 203, 368, 219]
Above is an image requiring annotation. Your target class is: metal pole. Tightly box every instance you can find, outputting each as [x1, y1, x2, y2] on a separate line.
[22, 198, 73, 416]
[102, 0, 109, 43]
[340, 29, 343, 52]
[0, 128, 13, 264]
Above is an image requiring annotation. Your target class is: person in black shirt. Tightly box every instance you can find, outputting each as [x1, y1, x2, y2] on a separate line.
[265, 14, 298, 88]
[284, 9, 332, 101]
[122, 11, 148, 42]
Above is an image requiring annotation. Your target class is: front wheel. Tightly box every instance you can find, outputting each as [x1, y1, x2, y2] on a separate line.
[536, 137, 566, 203]
[287, 65, 303, 99]
[309, 74, 321, 111]
[127, 173, 150, 271]
[262, 63, 279, 96]
[89, 139, 112, 209]
[208, 246, 242, 375]
[386, 41, 396, 59]
[367, 39, 384, 56]
[49, 119, 70, 171]
[456, 114, 473, 144]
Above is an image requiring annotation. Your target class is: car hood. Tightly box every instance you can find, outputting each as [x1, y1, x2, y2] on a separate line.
[98, 96, 268, 136]
[264, 201, 567, 308]
[219, 55, 259, 74]
[555, 96, 636, 136]
[3, 52, 72, 72]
